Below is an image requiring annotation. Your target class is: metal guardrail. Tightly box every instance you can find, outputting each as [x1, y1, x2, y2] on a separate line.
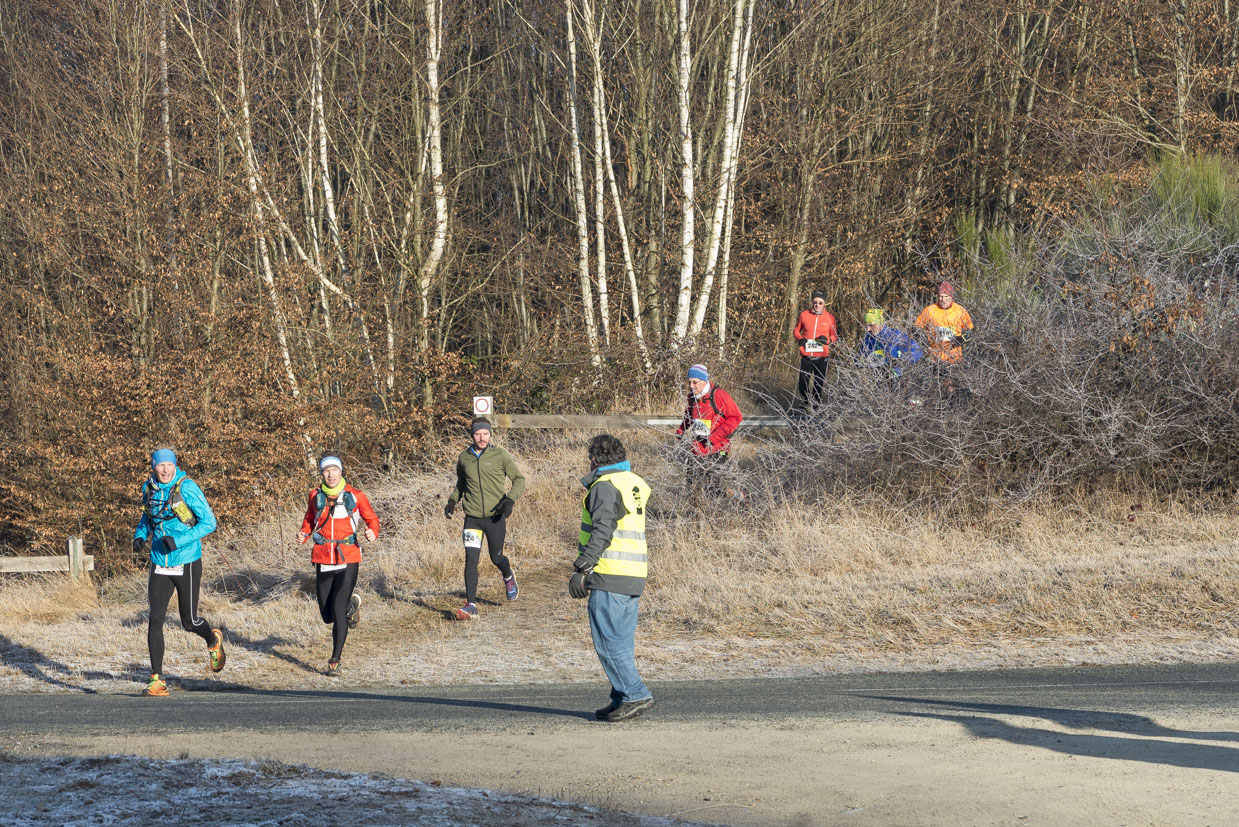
[490, 414, 790, 429]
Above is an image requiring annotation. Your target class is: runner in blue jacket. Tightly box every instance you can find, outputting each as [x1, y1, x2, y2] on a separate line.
[858, 308, 922, 377]
[132, 447, 226, 696]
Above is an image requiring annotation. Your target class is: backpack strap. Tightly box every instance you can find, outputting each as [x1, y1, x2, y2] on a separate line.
[311, 488, 358, 546]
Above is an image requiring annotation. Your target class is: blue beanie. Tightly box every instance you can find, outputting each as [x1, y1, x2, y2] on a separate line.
[688, 364, 709, 382]
[151, 448, 177, 469]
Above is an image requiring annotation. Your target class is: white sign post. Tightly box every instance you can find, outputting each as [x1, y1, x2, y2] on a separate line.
[472, 395, 493, 417]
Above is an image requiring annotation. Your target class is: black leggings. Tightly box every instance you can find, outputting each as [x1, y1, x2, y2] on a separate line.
[797, 355, 829, 406]
[462, 514, 513, 603]
[148, 558, 215, 675]
[316, 562, 359, 663]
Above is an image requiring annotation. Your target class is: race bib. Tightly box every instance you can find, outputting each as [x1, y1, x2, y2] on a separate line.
[154, 564, 184, 576]
[692, 418, 712, 438]
[319, 563, 347, 573]
[462, 529, 483, 549]
[804, 339, 824, 353]
[936, 325, 954, 343]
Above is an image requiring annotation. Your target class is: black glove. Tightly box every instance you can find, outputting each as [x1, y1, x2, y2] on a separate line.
[493, 495, 514, 522]
[132, 537, 147, 555]
[443, 499, 456, 519]
[161, 536, 177, 552]
[569, 567, 592, 599]
[796, 338, 806, 347]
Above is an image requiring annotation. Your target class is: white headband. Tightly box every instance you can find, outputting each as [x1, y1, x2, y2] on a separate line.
[319, 456, 343, 472]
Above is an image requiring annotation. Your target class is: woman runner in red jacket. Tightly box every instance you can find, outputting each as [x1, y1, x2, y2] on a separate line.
[297, 456, 380, 676]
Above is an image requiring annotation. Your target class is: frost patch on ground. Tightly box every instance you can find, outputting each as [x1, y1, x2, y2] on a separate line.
[2, 754, 711, 826]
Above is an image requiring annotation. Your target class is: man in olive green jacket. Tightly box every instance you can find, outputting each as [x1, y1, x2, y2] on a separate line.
[444, 418, 526, 619]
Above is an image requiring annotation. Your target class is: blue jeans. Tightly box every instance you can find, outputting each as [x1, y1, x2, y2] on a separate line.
[588, 589, 651, 703]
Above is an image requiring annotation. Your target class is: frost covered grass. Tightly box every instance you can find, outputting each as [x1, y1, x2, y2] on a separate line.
[1, 754, 713, 826]
[2, 430, 1239, 695]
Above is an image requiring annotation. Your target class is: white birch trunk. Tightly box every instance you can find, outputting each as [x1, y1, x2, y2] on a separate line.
[565, 2, 602, 367]
[671, 0, 695, 346]
[689, 0, 747, 338]
[589, 14, 610, 349]
[582, 0, 651, 372]
[419, 0, 449, 352]
[158, 5, 177, 282]
[229, 0, 300, 399]
[311, 0, 381, 394]
[717, 0, 755, 348]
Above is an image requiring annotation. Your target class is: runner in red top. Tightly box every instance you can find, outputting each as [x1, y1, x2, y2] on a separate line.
[297, 455, 379, 676]
[792, 290, 838, 409]
[676, 364, 743, 495]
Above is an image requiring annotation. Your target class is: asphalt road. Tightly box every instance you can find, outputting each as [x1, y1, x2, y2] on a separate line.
[4, 661, 1237, 736]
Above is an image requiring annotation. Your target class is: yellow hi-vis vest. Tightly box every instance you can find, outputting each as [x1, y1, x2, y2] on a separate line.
[578, 470, 651, 580]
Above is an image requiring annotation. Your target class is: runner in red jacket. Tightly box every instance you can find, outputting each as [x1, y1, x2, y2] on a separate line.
[792, 290, 838, 409]
[676, 364, 743, 495]
[297, 456, 380, 677]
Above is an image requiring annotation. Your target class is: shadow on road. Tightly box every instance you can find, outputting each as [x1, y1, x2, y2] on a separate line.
[862, 695, 1239, 773]
[857, 695, 1239, 743]
[224, 686, 594, 721]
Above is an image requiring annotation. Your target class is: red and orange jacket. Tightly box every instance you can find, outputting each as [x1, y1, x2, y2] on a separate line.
[793, 309, 838, 358]
[299, 485, 380, 565]
[676, 385, 743, 456]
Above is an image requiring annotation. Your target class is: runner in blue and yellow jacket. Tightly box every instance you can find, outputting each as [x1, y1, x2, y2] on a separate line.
[131, 447, 225, 696]
[858, 308, 922, 377]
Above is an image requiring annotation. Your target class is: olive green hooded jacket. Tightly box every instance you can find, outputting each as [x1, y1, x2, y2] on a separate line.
[449, 445, 526, 519]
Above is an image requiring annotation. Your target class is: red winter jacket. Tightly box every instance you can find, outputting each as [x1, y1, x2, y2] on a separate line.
[676, 385, 743, 456]
[793, 309, 838, 358]
[299, 485, 380, 565]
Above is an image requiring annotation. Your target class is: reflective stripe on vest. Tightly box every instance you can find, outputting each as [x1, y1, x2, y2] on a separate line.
[578, 470, 651, 580]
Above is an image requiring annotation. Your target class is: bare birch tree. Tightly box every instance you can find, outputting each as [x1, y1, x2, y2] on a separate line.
[565, 0, 603, 368]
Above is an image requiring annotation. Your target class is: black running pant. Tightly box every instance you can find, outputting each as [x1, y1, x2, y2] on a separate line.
[148, 558, 215, 675]
[462, 514, 513, 603]
[316, 562, 359, 663]
[797, 355, 829, 407]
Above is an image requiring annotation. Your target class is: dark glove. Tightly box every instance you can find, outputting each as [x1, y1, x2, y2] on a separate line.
[569, 567, 592, 599]
[160, 536, 177, 552]
[493, 495, 514, 522]
[443, 499, 456, 519]
[132, 537, 147, 555]
[796, 338, 806, 347]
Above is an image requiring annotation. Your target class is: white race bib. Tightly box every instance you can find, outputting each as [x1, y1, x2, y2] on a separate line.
[936, 326, 954, 343]
[804, 339, 824, 353]
[462, 529, 483, 549]
[692, 418, 712, 438]
[319, 562, 347, 573]
[154, 565, 184, 576]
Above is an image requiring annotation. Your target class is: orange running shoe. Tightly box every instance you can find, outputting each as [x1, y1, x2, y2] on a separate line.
[208, 628, 227, 672]
[142, 674, 169, 696]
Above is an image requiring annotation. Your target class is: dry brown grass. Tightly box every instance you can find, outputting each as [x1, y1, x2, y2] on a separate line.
[2, 430, 1238, 693]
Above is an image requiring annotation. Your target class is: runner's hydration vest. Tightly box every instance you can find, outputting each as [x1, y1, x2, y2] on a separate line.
[142, 479, 198, 527]
[579, 470, 651, 581]
[312, 488, 358, 546]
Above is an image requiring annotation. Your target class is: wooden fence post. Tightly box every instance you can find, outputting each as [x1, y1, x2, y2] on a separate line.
[67, 536, 85, 579]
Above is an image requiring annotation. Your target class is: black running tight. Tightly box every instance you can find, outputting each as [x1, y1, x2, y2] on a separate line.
[462, 514, 513, 603]
[148, 558, 216, 675]
[316, 562, 359, 663]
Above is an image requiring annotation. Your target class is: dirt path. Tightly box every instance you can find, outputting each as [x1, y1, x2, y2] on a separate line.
[5, 667, 1237, 825]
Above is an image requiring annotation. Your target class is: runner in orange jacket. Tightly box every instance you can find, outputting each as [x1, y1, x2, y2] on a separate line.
[297, 455, 380, 676]
[915, 281, 974, 364]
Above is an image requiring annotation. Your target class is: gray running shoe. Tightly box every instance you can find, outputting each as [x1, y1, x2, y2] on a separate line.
[346, 594, 361, 629]
[605, 697, 654, 722]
